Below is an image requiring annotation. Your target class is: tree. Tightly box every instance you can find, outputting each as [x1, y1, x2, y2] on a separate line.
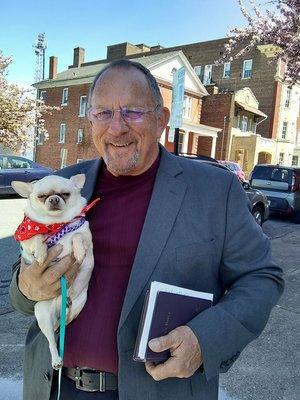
[0, 51, 58, 153]
[216, 0, 300, 85]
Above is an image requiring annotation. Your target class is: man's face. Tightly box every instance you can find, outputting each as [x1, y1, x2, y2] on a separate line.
[88, 67, 169, 176]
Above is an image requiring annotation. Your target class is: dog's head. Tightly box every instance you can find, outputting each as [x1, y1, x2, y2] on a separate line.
[12, 174, 86, 222]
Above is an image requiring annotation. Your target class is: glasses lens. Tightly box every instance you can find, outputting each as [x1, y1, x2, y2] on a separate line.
[122, 108, 145, 121]
[92, 108, 113, 121]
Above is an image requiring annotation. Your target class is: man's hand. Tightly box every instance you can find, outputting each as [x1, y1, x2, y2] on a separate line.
[18, 245, 80, 301]
[145, 325, 203, 381]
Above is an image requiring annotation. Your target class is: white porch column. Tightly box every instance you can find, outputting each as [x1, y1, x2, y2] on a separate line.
[210, 136, 217, 158]
[181, 130, 189, 154]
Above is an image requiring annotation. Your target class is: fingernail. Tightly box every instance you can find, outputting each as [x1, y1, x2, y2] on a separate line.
[149, 339, 159, 349]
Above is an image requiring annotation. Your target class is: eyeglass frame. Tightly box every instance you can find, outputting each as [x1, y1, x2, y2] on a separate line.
[87, 104, 162, 123]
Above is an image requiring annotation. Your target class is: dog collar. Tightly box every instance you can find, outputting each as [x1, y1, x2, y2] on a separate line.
[14, 197, 100, 242]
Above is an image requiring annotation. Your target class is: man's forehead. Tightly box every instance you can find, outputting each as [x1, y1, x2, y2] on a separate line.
[94, 66, 150, 90]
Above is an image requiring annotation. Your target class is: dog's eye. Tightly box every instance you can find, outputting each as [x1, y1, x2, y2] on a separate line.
[62, 193, 70, 197]
[37, 194, 46, 199]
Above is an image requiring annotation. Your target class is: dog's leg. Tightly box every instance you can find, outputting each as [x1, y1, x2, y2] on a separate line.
[33, 235, 48, 265]
[35, 300, 62, 369]
[72, 232, 89, 264]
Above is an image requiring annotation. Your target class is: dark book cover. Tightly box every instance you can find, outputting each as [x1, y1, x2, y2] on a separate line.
[134, 290, 212, 363]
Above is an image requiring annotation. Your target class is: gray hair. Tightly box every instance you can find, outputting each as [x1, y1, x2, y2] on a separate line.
[87, 59, 164, 111]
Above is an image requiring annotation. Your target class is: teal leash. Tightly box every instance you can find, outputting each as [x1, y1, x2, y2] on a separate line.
[57, 276, 68, 400]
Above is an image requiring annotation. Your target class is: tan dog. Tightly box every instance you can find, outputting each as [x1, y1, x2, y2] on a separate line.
[12, 174, 94, 369]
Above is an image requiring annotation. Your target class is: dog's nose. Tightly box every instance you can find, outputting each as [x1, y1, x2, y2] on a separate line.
[49, 196, 60, 205]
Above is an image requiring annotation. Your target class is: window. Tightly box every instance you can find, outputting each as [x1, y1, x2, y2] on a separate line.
[39, 90, 47, 101]
[178, 132, 184, 153]
[79, 96, 87, 117]
[194, 66, 202, 78]
[240, 116, 248, 132]
[36, 130, 44, 145]
[60, 148, 68, 168]
[59, 123, 66, 143]
[285, 88, 292, 108]
[8, 157, 31, 169]
[223, 62, 231, 78]
[292, 156, 299, 166]
[282, 121, 288, 139]
[278, 153, 285, 165]
[183, 96, 192, 119]
[242, 59, 253, 78]
[62, 88, 68, 105]
[77, 128, 84, 144]
[203, 65, 212, 85]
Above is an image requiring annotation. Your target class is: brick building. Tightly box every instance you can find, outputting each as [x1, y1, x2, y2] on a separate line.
[135, 38, 300, 168]
[34, 48, 220, 169]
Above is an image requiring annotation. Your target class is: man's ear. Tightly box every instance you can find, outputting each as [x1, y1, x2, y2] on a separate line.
[70, 174, 86, 189]
[156, 107, 170, 137]
[11, 181, 34, 198]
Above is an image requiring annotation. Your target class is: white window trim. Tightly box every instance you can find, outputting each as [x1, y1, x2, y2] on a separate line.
[282, 121, 288, 139]
[183, 96, 192, 119]
[60, 148, 68, 168]
[223, 62, 231, 78]
[77, 128, 84, 144]
[36, 131, 44, 145]
[79, 95, 87, 117]
[61, 88, 69, 106]
[203, 65, 212, 85]
[194, 65, 202, 77]
[59, 123, 66, 143]
[242, 59, 253, 79]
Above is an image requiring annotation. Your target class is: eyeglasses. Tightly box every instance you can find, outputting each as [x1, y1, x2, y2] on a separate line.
[88, 105, 160, 123]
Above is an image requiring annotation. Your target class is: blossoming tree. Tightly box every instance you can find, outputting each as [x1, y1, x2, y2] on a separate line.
[217, 0, 300, 85]
[0, 51, 58, 152]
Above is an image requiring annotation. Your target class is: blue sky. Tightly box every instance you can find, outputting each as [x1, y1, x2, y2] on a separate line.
[1, 0, 251, 87]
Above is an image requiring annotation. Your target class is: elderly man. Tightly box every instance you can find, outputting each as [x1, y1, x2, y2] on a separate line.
[9, 59, 284, 400]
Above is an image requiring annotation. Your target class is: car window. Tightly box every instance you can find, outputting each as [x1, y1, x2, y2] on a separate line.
[8, 157, 32, 169]
[270, 168, 290, 183]
[252, 167, 272, 180]
[0, 157, 3, 169]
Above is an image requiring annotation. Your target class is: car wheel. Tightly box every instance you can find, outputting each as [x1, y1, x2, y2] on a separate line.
[252, 206, 264, 226]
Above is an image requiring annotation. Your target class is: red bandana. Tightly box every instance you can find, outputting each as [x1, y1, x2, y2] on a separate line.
[14, 197, 100, 242]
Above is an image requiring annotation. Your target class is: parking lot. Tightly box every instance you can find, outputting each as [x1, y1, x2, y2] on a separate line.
[0, 196, 299, 400]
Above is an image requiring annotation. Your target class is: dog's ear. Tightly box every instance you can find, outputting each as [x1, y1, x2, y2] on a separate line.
[70, 174, 86, 189]
[11, 181, 34, 198]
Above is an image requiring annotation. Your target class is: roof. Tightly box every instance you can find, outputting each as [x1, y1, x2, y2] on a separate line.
[34, 51, 185, 89]
[235, 101, 267, 118]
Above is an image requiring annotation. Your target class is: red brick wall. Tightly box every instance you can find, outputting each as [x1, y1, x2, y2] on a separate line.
[200, 93, 233, 159]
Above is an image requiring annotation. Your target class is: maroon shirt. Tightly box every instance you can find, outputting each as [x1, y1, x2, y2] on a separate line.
[63, 156, 160, 373]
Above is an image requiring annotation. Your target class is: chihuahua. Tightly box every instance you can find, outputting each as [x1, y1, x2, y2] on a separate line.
[12, 174, 95, 369]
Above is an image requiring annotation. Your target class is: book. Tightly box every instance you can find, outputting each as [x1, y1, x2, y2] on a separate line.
[133, 281, 213, 363]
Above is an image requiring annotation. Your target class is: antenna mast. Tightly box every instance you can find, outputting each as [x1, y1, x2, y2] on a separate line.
[33, 33, 47, 82]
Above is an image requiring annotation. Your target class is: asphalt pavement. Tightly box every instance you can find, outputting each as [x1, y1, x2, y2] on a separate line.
[0, 197, 299, 400]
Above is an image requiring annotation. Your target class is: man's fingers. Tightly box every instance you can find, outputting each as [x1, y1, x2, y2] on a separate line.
[64, 261, 80, 287]
[148, 330, 182, 353]
[145, 357, 181, 381]
[43, 253, 76, 285]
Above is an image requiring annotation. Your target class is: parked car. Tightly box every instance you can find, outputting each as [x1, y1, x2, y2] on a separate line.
[250, 164, 300, 223]
[0, 154, 53, 195]
[218, 161, 246, 182]
[178, 155, 269, 225]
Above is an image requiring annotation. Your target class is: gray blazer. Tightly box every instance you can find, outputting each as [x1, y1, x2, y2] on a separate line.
[9, 147, 284, 400]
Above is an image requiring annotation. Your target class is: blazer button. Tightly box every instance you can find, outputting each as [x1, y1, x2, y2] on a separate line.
[43, 372, 51, 381]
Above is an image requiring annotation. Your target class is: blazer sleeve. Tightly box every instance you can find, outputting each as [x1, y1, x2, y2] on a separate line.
[187, 174, 284, 382]
[9, 257, 36, 316]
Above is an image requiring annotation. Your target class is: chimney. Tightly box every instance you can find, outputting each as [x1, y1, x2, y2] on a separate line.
[49, 56, 57, 79]
[73, 47, 85, 67]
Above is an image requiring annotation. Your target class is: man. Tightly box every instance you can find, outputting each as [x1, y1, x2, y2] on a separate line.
[9, 60, 284, 400]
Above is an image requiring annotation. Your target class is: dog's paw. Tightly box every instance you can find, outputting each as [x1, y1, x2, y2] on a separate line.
[34, 248, 47, 265]
[52, 357, 63, 370]
[73, 246, 85, 264]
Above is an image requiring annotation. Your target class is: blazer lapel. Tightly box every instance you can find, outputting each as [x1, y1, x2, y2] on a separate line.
[118, 149, 187, 331]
